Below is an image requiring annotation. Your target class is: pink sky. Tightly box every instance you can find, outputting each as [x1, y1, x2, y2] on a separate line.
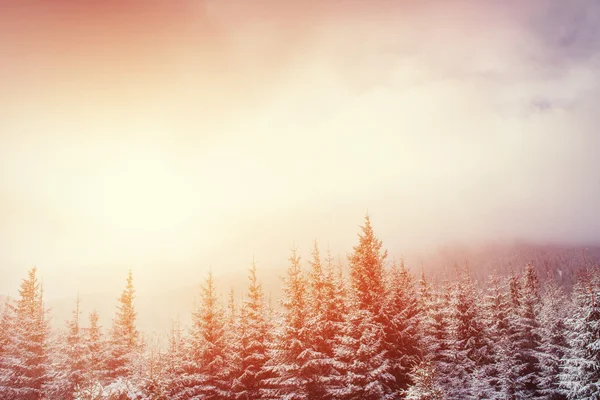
[1, 0, 599, 298]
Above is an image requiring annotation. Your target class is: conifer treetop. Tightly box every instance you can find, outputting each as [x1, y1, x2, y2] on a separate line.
[348, 215, 388, 313]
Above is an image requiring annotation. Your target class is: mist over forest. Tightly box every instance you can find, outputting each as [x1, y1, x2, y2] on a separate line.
[1, 217, 600, 399]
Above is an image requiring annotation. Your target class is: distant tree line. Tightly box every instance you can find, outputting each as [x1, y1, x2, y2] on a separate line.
[0, 215, 599, 399]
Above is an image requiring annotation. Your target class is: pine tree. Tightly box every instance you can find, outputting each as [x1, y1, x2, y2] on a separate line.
[47, 295, 89, 399]
[301, 247, 348, 399]
[195, 271, 230, 398]
[499, 271, 527, 399]
[305, 241, 328, 373]
[164, 316, 184, 398]
[513, 263, 543, 399]
[537, 280, 569, 400]
[331, 216, 396, 399]
[382, 259, 421, 392]
[0, 266, 50, 400]
[84, 309, 108, 386]
[232, 261, 273, 399]
[232, 299, 249, 400]
[446, 266, 490, 399]
[106, 268, 140, 381]
[0, 298, 16, 398]
[65, 295, 87, 395]
[348, 215, 387, 315]
[224, 288, 242, 396]
[265, 247, 315, 398]
[418, 272, 452, 387]
[480, 274, 515, 399]
[560, 265, 600, 399]
[302, 244, 345, 398]
[175, 271, 230, 399]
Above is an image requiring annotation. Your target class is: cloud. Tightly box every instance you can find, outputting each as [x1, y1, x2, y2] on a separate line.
[2, 0, 600, 297]
[527, 0, 600, 64]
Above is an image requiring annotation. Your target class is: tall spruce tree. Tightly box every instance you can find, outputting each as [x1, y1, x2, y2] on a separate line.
[46, 295, 88, 399]
[106, 268, 140, 381]
[232, 298, 249, 400]
[305, 240, 328, 378]
[0, 298, 16, 398]
[500, 271, 527, 398]
[65, 295, 87, 396]
[265, 247, 312, 399]
[84, 309, 108, 386]
[382, 259, 422, 392]
[303, 244, 344, 398]
[224, 288, 242, 396]
[446, 266, 490, 399]
[0, 266, 50, 400]
[331, 215, 396, 399]
[196, 271, 230, 398]
[537, 280, 569, 400]
[513, 263, 543, 399]
[418, 272, 452, 391]
[232, 261, 273, 399]
[176, 271, 230, 399]
[479, 274, 514, 399]
[560, 265, 600, 399]
[348, 215, 387, 315]
[164, 316, 184, 398]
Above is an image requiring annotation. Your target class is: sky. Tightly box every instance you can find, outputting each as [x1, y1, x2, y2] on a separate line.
[1, 0, 600, 299]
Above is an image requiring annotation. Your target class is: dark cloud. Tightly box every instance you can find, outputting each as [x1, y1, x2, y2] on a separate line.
[524, 0, 600, 66]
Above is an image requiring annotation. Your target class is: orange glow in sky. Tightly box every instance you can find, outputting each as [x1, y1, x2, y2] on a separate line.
[1, 0, 599, 300]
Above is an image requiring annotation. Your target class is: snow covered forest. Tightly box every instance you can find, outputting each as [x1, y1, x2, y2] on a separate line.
[1, 216, 599, 400]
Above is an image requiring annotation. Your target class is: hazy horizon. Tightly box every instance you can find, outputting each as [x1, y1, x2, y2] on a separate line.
[2, 0, 600, 299]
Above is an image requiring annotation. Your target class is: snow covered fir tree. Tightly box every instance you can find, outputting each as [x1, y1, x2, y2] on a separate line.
[1, 215, 600, 399]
